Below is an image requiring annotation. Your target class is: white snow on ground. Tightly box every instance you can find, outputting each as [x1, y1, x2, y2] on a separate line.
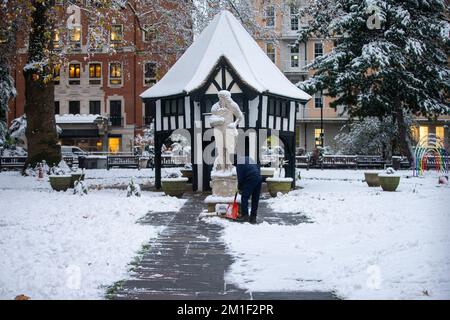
[0, 171, 185, 300]
[210, 170, 450, 300]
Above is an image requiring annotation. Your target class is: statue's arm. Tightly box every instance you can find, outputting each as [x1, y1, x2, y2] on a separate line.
[229, 101, 244, 127]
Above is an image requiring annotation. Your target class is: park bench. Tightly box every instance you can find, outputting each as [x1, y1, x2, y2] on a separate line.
[106, 155, 140, 170]
[0, 156, 27, 171]
[356, 155, 386, 169]
[321, 155, 358, 169]
[295, 156, 310, 169]
[161, 155, 189, 168]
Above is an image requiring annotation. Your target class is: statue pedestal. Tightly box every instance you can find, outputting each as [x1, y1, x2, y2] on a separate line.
[205, 171, 239, 213]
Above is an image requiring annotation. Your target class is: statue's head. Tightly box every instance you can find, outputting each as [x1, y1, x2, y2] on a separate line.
[218, 90, 231, 103]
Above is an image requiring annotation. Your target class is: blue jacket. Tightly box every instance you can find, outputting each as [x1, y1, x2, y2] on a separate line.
[236, 156, 261, 190]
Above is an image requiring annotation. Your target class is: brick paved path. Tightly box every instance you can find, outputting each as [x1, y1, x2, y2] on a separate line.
[111, 193, 335, 300]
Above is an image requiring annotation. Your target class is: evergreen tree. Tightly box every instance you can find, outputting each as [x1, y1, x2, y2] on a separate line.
[298, 0, 450, 162]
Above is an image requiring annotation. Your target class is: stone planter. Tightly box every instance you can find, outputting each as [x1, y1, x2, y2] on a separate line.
[70, 172, 85, 188]
[180, 169, 193, 183]
[364, 172, 380, 187]
[161, 177, 188, 197]
[139, 158, 149, 169]
[266, 177, 293, 197]
[378, 175, 400, 192]
[49, 175, 72, 192]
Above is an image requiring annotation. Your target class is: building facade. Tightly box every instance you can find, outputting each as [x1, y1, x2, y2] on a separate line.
[8, 1, 184, 153]
[254, 0, 449, 153]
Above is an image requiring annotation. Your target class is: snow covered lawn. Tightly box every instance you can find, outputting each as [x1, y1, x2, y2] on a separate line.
[0, 172, 185, 299]
[211, 170, 450, 300]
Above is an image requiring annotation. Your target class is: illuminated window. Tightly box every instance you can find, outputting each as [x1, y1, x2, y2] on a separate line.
[290, 43, 299, 67]
[265, 5, 275, 27]
[315, 128, 324, 147]
[53, 29, 61, 49]
[109, 62, 122, 85]
[69, 26, 82, 49]
[89, 63, 101, 84]
[69, 63, 81, 85]
[110, 25, 123, 44]
[108, 137, 120, 153]
[419, 126, 429, 141]
[266, 43, 275, 63]
[410, 126, 419, 142]
[436, 126, 445, 140]
[144, 62, 157, 86]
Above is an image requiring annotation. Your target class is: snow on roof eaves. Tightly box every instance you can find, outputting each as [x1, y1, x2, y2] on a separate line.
[140, 11, 311, 102]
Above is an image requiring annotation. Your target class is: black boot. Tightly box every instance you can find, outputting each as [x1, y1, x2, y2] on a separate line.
[236, 214, 249, 222]
[249, 215, 257, 224]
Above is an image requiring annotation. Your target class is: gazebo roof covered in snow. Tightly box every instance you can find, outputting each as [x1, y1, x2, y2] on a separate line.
[141, 10, 311, 102]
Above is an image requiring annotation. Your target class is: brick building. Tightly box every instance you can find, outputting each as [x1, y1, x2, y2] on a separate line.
[8, 1, 186, 152]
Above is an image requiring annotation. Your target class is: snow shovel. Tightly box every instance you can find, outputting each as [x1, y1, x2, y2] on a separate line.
[225, 192, 239, 220]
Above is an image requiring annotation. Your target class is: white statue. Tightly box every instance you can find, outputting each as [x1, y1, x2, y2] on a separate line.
[210, 90, 244, 172]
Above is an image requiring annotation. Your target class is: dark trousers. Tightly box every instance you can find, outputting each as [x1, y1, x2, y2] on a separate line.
[240, 177, 262, 217]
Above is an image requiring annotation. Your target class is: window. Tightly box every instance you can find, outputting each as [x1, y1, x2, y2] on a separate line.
[69, 63, 81, 85]
[143, 25, 156, 43]
[110, 24, 123, 45]
[109, 62, 122, 85]
[163, 98, 184, 116]
[53, 64, 60, 85]
[109, 100, 122, 126]
[69, 26, 82, 49]
[314, 92, 323, 108]
[290, 4, 299, 31]
[144, 62, 157, 86]
[419, 126, 429, 141]
[436, 126, 445, 140]
[89, 101, 101, 115]
[281, 101, 287, 117]
[275, 100, 281, 116]
[264, 6, 275, 27]
[54, 101, 60, 115]
[88, 25, 103, 52]
[89, 63, 102, 85]
[266, 43, 275, 63]
[315, 128, 324, 147]
[69, 101, 80, 114]
[268, 98, 275, 115]
[314, 42, 323, 59]
[290, 43, 299, 68]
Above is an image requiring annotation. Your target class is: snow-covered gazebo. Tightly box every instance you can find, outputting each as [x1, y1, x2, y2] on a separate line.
[141, 10, 311, 191]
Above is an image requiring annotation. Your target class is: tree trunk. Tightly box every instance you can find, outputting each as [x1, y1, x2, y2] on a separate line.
[24, 0, 60, 168]
[395, 103, 414, 165]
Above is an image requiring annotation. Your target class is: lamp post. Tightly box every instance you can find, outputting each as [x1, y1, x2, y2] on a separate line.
[320, 98, 324, 148]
